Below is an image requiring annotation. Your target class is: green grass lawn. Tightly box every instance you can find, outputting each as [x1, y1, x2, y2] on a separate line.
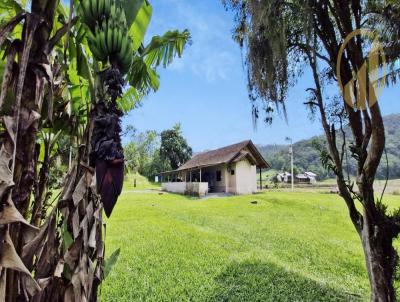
[102, 190, 400, 302]
[123, 173, 161, 191]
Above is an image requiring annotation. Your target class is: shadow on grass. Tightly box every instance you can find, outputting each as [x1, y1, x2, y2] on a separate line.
[207, 261, 364, 302]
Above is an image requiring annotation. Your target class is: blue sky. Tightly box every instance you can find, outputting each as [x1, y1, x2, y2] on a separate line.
[122, 0, 400, 151]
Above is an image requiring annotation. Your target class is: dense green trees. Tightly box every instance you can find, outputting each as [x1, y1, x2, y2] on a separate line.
[124, 127, 169, 179]
[160, 123, 192, 170]
[124, 124, 192, 180]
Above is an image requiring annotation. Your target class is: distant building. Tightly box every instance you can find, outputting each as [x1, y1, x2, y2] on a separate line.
[276, 172, 292, 183]
[304, 171, 317, 178]
[303, 172, 317, 184]
[295, 174, 311, 184]
[275, 171, 317, 184]
[161, 140, 269, 196]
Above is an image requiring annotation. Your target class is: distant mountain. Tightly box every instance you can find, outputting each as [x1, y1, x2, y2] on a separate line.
[256, 144, 287, 159]
[257, 113, 400, 180]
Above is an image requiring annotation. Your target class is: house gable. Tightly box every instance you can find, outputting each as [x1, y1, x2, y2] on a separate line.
[176, 140, 269, 171]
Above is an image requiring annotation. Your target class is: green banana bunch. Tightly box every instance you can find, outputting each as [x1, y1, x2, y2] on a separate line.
[84, 25, 106, 62]
[116, 34, 133, 73]
[77, 0, 133, 74]
[78, 0, 111, 30]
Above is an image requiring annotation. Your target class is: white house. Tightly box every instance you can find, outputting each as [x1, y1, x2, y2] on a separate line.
[304, 172, 317, 184]
[161, 140, 269, 196]
[275, 171, 317, 184]
[276, 172, 292, 183]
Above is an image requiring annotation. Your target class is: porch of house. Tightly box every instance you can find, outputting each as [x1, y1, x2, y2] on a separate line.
[160, 165, 224, 196]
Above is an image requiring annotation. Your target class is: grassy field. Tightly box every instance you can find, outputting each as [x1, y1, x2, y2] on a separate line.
[123, 173, 161, 190]
[102, 187, 400, 301]
[260, 176, 400, 195]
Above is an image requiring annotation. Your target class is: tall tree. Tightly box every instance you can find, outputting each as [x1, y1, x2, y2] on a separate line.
[124, 127, 173, 179]
[224, 0, 400, 300]
[160, 123, 192, 170]
[124, 128, 159, 174]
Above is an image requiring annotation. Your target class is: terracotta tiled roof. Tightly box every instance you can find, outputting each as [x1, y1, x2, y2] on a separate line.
[176, 140, 269, 171]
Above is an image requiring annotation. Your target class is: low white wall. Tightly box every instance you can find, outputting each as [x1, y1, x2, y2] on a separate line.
[162, 182, 186, 194]
[162, 182, 209, 197]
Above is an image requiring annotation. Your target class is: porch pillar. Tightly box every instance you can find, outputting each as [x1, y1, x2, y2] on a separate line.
[200, 168, 202, 182]
[259, 168, 262, 190]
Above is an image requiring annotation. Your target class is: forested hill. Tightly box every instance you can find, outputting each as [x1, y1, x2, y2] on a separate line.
[257, 113, 400, 180]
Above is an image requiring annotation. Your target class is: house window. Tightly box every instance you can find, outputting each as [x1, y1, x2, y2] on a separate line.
[231, 169, 235, 175]
[216, 170, 222, 181]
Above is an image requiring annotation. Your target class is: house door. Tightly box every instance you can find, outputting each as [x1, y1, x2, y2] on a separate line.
[208, 173, 216, 192]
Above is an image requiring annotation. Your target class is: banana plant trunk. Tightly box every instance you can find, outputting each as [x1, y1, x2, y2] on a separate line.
[31, 140, 50, 227]
[0, 1, 59, 300]
[0, 1, 83, 300]
[29, 66, 124, 302]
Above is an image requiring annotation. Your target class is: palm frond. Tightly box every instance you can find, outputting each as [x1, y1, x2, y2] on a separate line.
[128, 55, 160, 94]
[118, 86, 144, 113]
[143, 29, 191, 68]
[126, 29, 190, 97]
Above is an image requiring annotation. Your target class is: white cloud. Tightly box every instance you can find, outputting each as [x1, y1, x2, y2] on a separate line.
[148, 0, 238, 83]
[192, 51, 236, 82]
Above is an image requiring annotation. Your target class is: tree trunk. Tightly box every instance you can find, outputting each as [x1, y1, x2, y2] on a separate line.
[358, 181, 398, 302]
[361, 222, 397, 302]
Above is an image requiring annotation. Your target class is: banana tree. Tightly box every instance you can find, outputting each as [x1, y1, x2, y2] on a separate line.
[21, 0, 191, 301]
[0, 0, 80, 300]
[0, 0, 190, 299]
